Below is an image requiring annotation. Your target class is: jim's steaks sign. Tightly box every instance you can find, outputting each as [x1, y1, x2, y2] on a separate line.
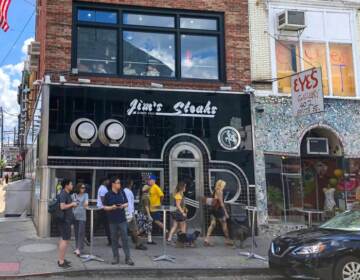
[127, 98, 218, 118]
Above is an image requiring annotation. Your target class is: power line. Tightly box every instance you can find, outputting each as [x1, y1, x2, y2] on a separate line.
[0, 9, 35, 66]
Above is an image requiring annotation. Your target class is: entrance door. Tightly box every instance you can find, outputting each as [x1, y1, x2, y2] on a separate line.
[169, 143, 203, 231]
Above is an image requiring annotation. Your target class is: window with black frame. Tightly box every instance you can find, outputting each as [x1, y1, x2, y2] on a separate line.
[74, 6, 224, 80]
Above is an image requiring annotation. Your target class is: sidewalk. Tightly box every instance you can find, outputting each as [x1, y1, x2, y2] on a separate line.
[0, 219, 273, 278]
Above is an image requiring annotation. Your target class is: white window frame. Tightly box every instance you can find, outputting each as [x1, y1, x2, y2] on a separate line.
[269, 4, 360, 98]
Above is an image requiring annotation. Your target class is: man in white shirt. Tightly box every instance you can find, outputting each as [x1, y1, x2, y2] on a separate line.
[95, 178, 111, 245]
[124, 178, 147, 250]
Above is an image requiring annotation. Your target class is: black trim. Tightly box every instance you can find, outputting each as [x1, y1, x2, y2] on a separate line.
[72, 2, 225, 82]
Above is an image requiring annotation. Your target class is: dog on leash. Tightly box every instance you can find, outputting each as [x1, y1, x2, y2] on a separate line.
[176, 230, 201, 248]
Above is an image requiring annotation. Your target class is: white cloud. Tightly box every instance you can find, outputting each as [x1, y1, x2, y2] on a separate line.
[22, 37, 34, 57]
[0, 37, 34, 130]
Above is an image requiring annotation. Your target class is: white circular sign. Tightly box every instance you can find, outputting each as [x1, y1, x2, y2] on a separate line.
[106, 122, 124, 141]
[77, 121, 96, 140]
[218, 126, 241, 150]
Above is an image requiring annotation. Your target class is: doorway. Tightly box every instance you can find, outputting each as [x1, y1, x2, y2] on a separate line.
[169, 143, 203, 231]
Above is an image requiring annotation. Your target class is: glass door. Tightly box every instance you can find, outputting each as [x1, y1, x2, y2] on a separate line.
[169, 144, 203, 231]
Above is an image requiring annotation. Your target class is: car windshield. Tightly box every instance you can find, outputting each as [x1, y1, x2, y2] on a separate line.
[320, 210, 360, 231]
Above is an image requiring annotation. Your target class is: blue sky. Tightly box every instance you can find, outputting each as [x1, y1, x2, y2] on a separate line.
[0, 0, 36, 130]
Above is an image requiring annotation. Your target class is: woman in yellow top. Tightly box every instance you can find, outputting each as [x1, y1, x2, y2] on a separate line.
[167, 181, 187, 243]
[204, 179, 233, 246]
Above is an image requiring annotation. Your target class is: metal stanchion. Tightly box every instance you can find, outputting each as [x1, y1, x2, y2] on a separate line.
[238, 206, 266, 261]
[153, 206, 177, 263]
[81, 205, 104, 263]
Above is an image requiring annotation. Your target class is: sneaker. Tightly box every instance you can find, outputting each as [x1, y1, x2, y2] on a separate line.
[135, 243, 147, 250]
[147, 241, 156, 245]
[125, 257, 134, 266]
[111, 257, 119, 265]
[58, 261, 71, 269]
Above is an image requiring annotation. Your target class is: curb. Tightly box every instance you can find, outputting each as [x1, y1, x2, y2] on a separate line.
[0, 267, 280, 279]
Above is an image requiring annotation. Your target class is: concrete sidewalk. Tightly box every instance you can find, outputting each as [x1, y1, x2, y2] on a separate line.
[0, 219, 273, 278]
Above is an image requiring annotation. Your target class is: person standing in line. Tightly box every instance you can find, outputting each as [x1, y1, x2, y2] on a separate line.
[104, 177, 134, 266]
[167, 181, 187, 243]
[57, 179, 77, 268]
[148, 175, 165, 231]
[96, 178, 112, 246]
[72, 183, 89, 257]
[204, 179, 233, 247]
[137, 184, 156, 245]
[124, 178, 147, 250]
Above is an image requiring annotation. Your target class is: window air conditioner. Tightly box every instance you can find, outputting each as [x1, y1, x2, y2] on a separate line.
[278, 10, 306, 31]
[28, 41, 40, 56]
[307, 137, 329, 155]
[29, 56, 39, 71]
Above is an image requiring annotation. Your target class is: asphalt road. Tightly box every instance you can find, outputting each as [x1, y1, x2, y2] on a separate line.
[18, 275, 287, 280]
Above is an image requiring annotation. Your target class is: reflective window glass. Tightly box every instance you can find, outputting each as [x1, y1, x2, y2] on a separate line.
[330, 43, 355, 97]
[275, 41, 300, 94]
[123, 31, 175, 78]
[303, 42, 329, 95]
[78, 9, 117, 24]
[123, 13, 174, 28]
[77, 27, 117, 74]
[181, 35, 219, 80]
[180, 17, 217, 30]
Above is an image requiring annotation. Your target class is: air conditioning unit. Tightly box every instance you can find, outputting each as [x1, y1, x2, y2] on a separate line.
[28, 41, 40, 56]
[29, 55, 39, 71]
[307, 137, 329, 155]
[278, 10, 306, 31]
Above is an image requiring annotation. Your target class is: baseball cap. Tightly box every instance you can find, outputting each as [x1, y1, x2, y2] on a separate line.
[148, 175, 156, 180]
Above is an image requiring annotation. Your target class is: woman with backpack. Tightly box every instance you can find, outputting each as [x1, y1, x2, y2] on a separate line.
[72, 183, 89, 257]
[204, 179, 233, 247]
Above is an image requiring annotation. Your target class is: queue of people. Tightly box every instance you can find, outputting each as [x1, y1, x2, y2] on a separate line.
[54, 175, 234, 269]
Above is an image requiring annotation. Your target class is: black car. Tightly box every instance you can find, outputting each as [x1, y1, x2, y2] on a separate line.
[269, 210, 360, 280]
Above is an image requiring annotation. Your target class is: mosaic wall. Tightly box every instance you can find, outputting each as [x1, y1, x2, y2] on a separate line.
[253, 95, 360, 225]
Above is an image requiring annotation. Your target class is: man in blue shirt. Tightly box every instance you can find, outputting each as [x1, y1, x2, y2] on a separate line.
[104, 177, 134, 266]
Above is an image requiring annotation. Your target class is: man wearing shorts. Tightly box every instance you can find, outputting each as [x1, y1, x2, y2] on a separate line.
[148, 175, 164, 230]
[57, 179, 77, 269]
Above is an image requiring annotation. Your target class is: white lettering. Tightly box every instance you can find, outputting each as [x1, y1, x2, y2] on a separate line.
[127, 98, 217, 118]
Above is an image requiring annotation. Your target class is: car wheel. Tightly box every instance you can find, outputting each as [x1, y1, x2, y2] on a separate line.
[335, 256, 360, 280]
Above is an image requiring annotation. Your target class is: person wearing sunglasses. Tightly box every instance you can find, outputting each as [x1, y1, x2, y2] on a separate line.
[72, 183, 89, 257]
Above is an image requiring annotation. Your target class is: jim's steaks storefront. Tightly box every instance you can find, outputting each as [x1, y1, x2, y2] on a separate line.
[34, 84, 255, 237]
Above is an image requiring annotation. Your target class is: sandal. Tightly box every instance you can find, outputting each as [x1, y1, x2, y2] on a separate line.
[225, 240, 234, 246]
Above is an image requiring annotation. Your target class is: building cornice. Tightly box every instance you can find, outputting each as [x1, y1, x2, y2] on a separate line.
[267, 0, 360, 9]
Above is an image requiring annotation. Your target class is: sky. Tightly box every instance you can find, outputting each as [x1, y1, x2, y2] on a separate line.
[0, 0, 36, 132]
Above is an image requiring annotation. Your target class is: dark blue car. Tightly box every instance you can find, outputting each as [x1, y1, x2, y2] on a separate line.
[269, 210, 360, 280]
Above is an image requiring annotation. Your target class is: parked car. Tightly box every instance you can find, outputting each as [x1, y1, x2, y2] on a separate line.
[269, 210, 360, 280]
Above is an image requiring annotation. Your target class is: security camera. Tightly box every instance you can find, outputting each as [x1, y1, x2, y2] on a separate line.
[244, 85, 255, 94]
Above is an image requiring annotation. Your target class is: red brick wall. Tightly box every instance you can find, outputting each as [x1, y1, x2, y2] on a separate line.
[36, 0, 250, 91]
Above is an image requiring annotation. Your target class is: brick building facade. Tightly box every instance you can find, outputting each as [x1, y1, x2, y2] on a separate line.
[35, 0, 250, 91]
[25, 0, 255, 237]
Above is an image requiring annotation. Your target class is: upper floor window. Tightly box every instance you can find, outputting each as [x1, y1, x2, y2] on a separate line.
[73, 6, 224, 81]
[273, 9, 357, 97]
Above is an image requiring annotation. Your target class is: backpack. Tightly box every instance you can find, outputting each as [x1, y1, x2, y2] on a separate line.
[48, 197, 58, 214]
[48, 196, 65, 221]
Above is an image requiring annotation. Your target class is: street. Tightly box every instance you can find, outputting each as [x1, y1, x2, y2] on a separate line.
[18, 275, 285, 280]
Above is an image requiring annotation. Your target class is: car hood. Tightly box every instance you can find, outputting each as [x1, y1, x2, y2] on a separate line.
[274, 227, 354, 247]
